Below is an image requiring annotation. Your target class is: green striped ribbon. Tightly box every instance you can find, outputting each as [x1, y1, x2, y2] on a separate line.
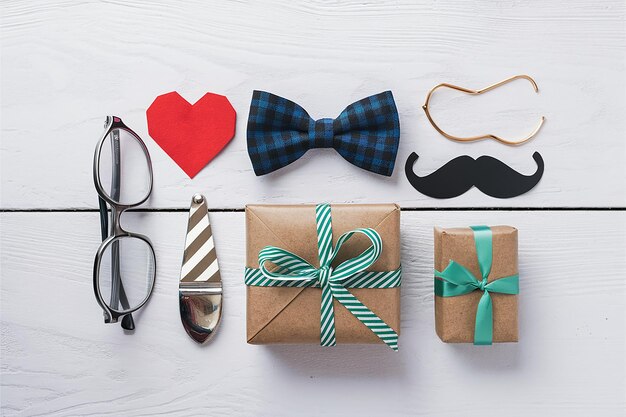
[244, 203, 401, 351]
[434, 225, 519, 345]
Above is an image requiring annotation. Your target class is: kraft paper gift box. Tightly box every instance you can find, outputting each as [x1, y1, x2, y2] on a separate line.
[245, 204, 401, 346]
[434, 226, 519, 344]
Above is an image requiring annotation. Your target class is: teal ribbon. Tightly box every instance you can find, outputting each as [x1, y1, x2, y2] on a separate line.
[434, 225, 519, 345]
[245, 203, 402, 351]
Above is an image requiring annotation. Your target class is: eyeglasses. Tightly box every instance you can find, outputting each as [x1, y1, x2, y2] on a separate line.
[92, 116, 156, 330]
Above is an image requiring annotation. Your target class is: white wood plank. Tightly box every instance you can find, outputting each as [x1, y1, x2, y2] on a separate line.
[1, 0, 625, 209]
[1, 211, 624, 416]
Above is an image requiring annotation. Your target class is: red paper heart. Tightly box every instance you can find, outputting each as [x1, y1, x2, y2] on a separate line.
[146, 92, 236, 178]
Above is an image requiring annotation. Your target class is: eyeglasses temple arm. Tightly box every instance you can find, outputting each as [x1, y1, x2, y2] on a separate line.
[109, 131, 122, 311]
[98, 197, 108, 240]
[110, 134, 136, 331]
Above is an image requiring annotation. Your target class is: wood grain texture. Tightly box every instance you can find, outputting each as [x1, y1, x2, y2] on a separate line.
[1, 0, 625, 209]
[1, 211, 625, 416]
[1, 1, 625, 416]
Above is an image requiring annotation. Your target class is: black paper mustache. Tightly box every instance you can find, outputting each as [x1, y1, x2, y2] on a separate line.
[405, 151, 544, 198]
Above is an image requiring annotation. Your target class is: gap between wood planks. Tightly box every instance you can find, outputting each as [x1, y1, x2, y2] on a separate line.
[1, 207, 625, 213]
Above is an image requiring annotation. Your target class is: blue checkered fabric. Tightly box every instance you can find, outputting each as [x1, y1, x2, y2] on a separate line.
[247, 90, 400, 176]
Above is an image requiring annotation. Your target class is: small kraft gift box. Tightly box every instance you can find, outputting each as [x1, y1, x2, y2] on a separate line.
[434, 225, 519, 345]
[244, 203, 402, 350]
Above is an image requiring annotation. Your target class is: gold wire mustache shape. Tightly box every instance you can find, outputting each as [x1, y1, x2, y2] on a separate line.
[422, 75, 546, 146]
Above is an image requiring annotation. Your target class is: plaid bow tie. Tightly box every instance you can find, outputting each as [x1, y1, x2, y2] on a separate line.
[247, 90, 400, 176]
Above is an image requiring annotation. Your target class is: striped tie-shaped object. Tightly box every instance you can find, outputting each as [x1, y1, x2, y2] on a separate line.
[244, 203, 401, 351]
[179, 194, 223, 344]
[181, 195, 221, 283]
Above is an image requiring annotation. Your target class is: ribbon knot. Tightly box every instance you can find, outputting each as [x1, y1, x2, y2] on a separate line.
[434, 225, 519, 345]
[309, 118, 335, 148]
[250, 203, 400, 351]
[317, 265, 332, 287]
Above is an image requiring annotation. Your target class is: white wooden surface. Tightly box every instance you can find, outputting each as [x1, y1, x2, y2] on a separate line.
[1, 211, 625, 416]
[1, 0, 625, 209]
[1, 1, 626, 417]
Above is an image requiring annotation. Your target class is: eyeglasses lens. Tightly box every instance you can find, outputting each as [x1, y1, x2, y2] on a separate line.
[98, 128, 151, 206]
[97, 236, 155, 313]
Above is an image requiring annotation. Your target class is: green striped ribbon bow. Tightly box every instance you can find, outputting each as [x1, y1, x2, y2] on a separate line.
[434, 225, 519, 345]
[244, 203, 402, 351]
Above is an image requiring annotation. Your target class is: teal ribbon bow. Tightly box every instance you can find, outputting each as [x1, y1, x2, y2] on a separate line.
[245, 203, 401, 351]
[434, 225, 519, 345]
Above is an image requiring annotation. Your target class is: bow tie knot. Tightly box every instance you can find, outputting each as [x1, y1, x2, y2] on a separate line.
[309, 118, 335, 148]
[477, 278, 488, 291]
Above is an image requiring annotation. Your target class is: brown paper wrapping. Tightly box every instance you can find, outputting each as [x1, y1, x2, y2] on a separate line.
[434, 226, 518, 343]
[246, 204, 401, 345]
